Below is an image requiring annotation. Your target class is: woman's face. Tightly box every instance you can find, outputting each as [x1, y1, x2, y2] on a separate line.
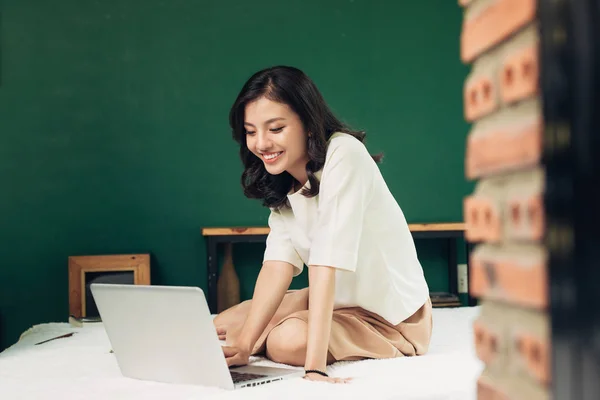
[244, 97, 309, 184]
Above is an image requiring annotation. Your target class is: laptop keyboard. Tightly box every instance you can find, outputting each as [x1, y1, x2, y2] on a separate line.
[229, 371, 267, 383]
[230, 371, 268, 383]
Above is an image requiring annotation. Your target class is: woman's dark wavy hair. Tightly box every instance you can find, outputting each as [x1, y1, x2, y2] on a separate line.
[229, 65, 382, 210]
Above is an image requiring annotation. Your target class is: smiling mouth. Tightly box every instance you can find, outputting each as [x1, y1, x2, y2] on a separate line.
[262, 151, 283, 163]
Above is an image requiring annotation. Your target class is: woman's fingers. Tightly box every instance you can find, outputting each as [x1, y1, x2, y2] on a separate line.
[222, 345, 237, 358]
[303, 373, 352, 384]
[215, 326, 226, 340]
[222, 346, 250, 367]
[331, 377, 352, 384]
[215, 326, 227, 340]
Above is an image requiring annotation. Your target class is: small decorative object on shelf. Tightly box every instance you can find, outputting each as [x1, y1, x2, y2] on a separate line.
[430, 292, 462, 308]
[217, 243, 240, 313]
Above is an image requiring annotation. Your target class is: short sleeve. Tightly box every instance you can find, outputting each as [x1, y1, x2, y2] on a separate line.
[263, 208, 304, 276]
[308, 138, 374, 272]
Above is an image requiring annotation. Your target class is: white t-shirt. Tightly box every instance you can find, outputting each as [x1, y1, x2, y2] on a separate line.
[263, 132, 430, 325]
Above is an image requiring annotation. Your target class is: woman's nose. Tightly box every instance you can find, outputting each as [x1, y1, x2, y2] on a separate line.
[256, 131, 272, 151]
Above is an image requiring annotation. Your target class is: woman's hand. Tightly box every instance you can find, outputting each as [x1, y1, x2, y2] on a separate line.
[216, 261, 295, 368]
[216, 326, 227, 341]
[222, 345, 251, 367]
[303, 372, 352, 384]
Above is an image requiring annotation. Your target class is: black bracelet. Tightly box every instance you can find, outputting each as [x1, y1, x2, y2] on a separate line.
[305, 369, 328, 377]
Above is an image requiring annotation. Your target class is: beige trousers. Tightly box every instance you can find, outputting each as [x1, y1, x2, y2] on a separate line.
[214, 288, 433, 362]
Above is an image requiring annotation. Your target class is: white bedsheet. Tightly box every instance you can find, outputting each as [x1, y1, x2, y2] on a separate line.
[0, 306, 483, 400]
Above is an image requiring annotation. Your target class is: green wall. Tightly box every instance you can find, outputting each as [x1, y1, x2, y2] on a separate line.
[0, 0, 471, 351]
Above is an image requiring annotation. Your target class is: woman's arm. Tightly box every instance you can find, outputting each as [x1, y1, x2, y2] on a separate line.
[304, 265, 336, 373]
[224, 260, 294, 366]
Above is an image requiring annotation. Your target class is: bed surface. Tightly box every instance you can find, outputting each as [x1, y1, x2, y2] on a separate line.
[0, 306, 483, 400]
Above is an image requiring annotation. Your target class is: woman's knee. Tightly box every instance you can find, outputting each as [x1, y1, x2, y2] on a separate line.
[213, 299, 252, 328]
[265, 319, 307, 365]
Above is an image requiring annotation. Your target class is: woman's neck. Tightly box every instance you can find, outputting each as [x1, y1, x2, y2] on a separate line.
[287, 161, 309, 190]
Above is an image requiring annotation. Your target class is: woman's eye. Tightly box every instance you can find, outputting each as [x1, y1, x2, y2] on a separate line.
[270, 126, 284, 133]
[245, 130, 255, 135]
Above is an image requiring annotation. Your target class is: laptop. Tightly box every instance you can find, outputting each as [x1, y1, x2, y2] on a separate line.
[90, 283, 303, 389]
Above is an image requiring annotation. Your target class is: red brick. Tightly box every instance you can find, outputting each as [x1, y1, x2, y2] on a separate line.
[461, 0, 536, 63]
[464, 73, 498, 122]
[464, 195, 502, 242]
[507, 194, 545, 242]
[477, 375, 510, 400]
[474, 319, 502, 365]
[466, 110, 542, 179]
[500, 44, 539, 104]
[513, 331, 551, 385]
[470, 247, 547, 309]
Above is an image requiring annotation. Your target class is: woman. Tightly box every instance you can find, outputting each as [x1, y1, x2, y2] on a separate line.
[214, 66, 432, 384]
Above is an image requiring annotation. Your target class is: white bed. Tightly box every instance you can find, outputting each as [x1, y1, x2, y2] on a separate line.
[0, 306, 483, 400]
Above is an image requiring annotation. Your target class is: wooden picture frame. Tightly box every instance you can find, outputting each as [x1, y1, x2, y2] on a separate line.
[68, 254, 150, 318]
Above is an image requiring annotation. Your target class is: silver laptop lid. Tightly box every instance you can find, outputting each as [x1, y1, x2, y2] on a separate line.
[90, 284, 234, 389]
